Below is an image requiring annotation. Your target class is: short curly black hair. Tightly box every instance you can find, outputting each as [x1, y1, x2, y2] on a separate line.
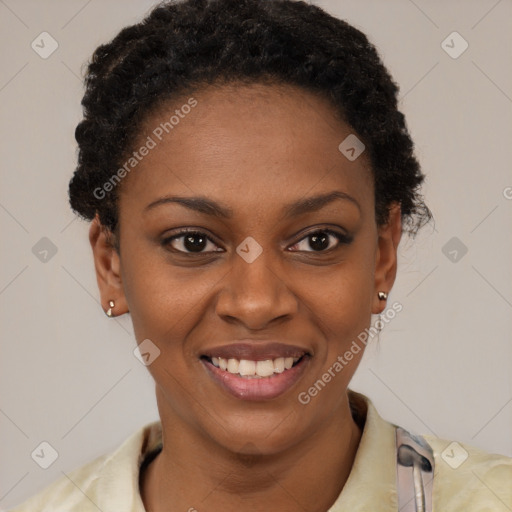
[69, 0, 432, 250]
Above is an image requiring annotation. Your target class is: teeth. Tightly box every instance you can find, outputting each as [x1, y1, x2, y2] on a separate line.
[238, 359, 256, 376]
[227, 358, 239, 373]
[273, 357, 285, 373]
[208, 355, 303, 377]
[284, 357, 294, 370]
[256, 360, 275, 377]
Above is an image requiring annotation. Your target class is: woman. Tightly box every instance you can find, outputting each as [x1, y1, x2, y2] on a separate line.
[10, 0, 511, 510]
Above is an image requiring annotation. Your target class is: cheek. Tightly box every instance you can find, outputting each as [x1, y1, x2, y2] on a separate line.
[295, 246, 376, 394]
[120, 247, 215, 346]
[304, 257, 375, 342]
[293, 261, 374, 413]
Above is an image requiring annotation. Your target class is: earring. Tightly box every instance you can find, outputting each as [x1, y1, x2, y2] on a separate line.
[378, 291, 388, 301]
[106, 300, 115, 317]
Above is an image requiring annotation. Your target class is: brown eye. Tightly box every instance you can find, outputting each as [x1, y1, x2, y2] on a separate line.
[289, 229, 352, 253]
[162, 230, 223, 254]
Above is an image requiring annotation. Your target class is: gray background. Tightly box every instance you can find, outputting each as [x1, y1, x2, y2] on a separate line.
[1, 0, 511, 508]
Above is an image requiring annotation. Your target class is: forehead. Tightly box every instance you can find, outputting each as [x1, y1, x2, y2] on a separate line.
[118, 82, 374, 217]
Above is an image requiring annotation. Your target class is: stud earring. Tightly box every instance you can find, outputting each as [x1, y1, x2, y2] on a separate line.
[378, 291, 388, 301]
[106, 300, 115, 317]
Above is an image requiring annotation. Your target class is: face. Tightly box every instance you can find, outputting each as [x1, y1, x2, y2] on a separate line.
[90, 82, 401, 455]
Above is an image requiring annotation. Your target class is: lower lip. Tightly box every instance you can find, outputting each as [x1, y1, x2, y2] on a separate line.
[202, 356, 310, 401]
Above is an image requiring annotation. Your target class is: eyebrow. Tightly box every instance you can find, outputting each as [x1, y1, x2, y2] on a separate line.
[143, 191, 361, 218]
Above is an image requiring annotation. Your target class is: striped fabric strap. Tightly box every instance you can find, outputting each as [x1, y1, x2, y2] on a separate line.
[396, 426, 435, 512]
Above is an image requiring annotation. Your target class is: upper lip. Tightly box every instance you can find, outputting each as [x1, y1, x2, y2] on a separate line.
[201, 342, 310, 361]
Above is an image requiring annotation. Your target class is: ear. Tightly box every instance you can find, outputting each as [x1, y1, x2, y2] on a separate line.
[372, 202, 402, 314]
[89, 214, 129, 317]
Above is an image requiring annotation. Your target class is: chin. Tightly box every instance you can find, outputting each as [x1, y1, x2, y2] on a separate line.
[205, 409, 306, 456]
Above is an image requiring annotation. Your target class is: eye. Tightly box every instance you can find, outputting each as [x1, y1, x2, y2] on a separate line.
[162, 228, 352, 255]
[162, 230, 223, 254]
[288, 229, 352, 253]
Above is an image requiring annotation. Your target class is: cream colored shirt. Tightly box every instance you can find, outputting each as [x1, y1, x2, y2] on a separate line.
[9, 389, 512, 511]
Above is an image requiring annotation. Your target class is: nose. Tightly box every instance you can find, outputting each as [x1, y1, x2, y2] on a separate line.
[215, 248, 298, 330]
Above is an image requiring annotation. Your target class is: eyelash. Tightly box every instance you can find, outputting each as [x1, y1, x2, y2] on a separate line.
[161, 228, 352, 255]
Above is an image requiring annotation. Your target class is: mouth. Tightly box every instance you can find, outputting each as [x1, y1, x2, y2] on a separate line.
[200, 342, 311, 401]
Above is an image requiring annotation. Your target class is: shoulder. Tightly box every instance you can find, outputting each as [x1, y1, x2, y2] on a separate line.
[8, 421, 161, 512]
[423, 434, 512, 510]
[8, 452, 111, 512]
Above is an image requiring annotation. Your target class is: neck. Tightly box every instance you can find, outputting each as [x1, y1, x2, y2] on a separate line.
[141, 392, 363, 512]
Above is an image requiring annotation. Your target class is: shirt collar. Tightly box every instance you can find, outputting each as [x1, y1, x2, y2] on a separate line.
[95, 389, 398, 511]
[328, 388, 398, 511]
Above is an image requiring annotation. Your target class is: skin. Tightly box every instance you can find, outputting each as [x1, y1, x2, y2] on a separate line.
[89, 82, 402, 511]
